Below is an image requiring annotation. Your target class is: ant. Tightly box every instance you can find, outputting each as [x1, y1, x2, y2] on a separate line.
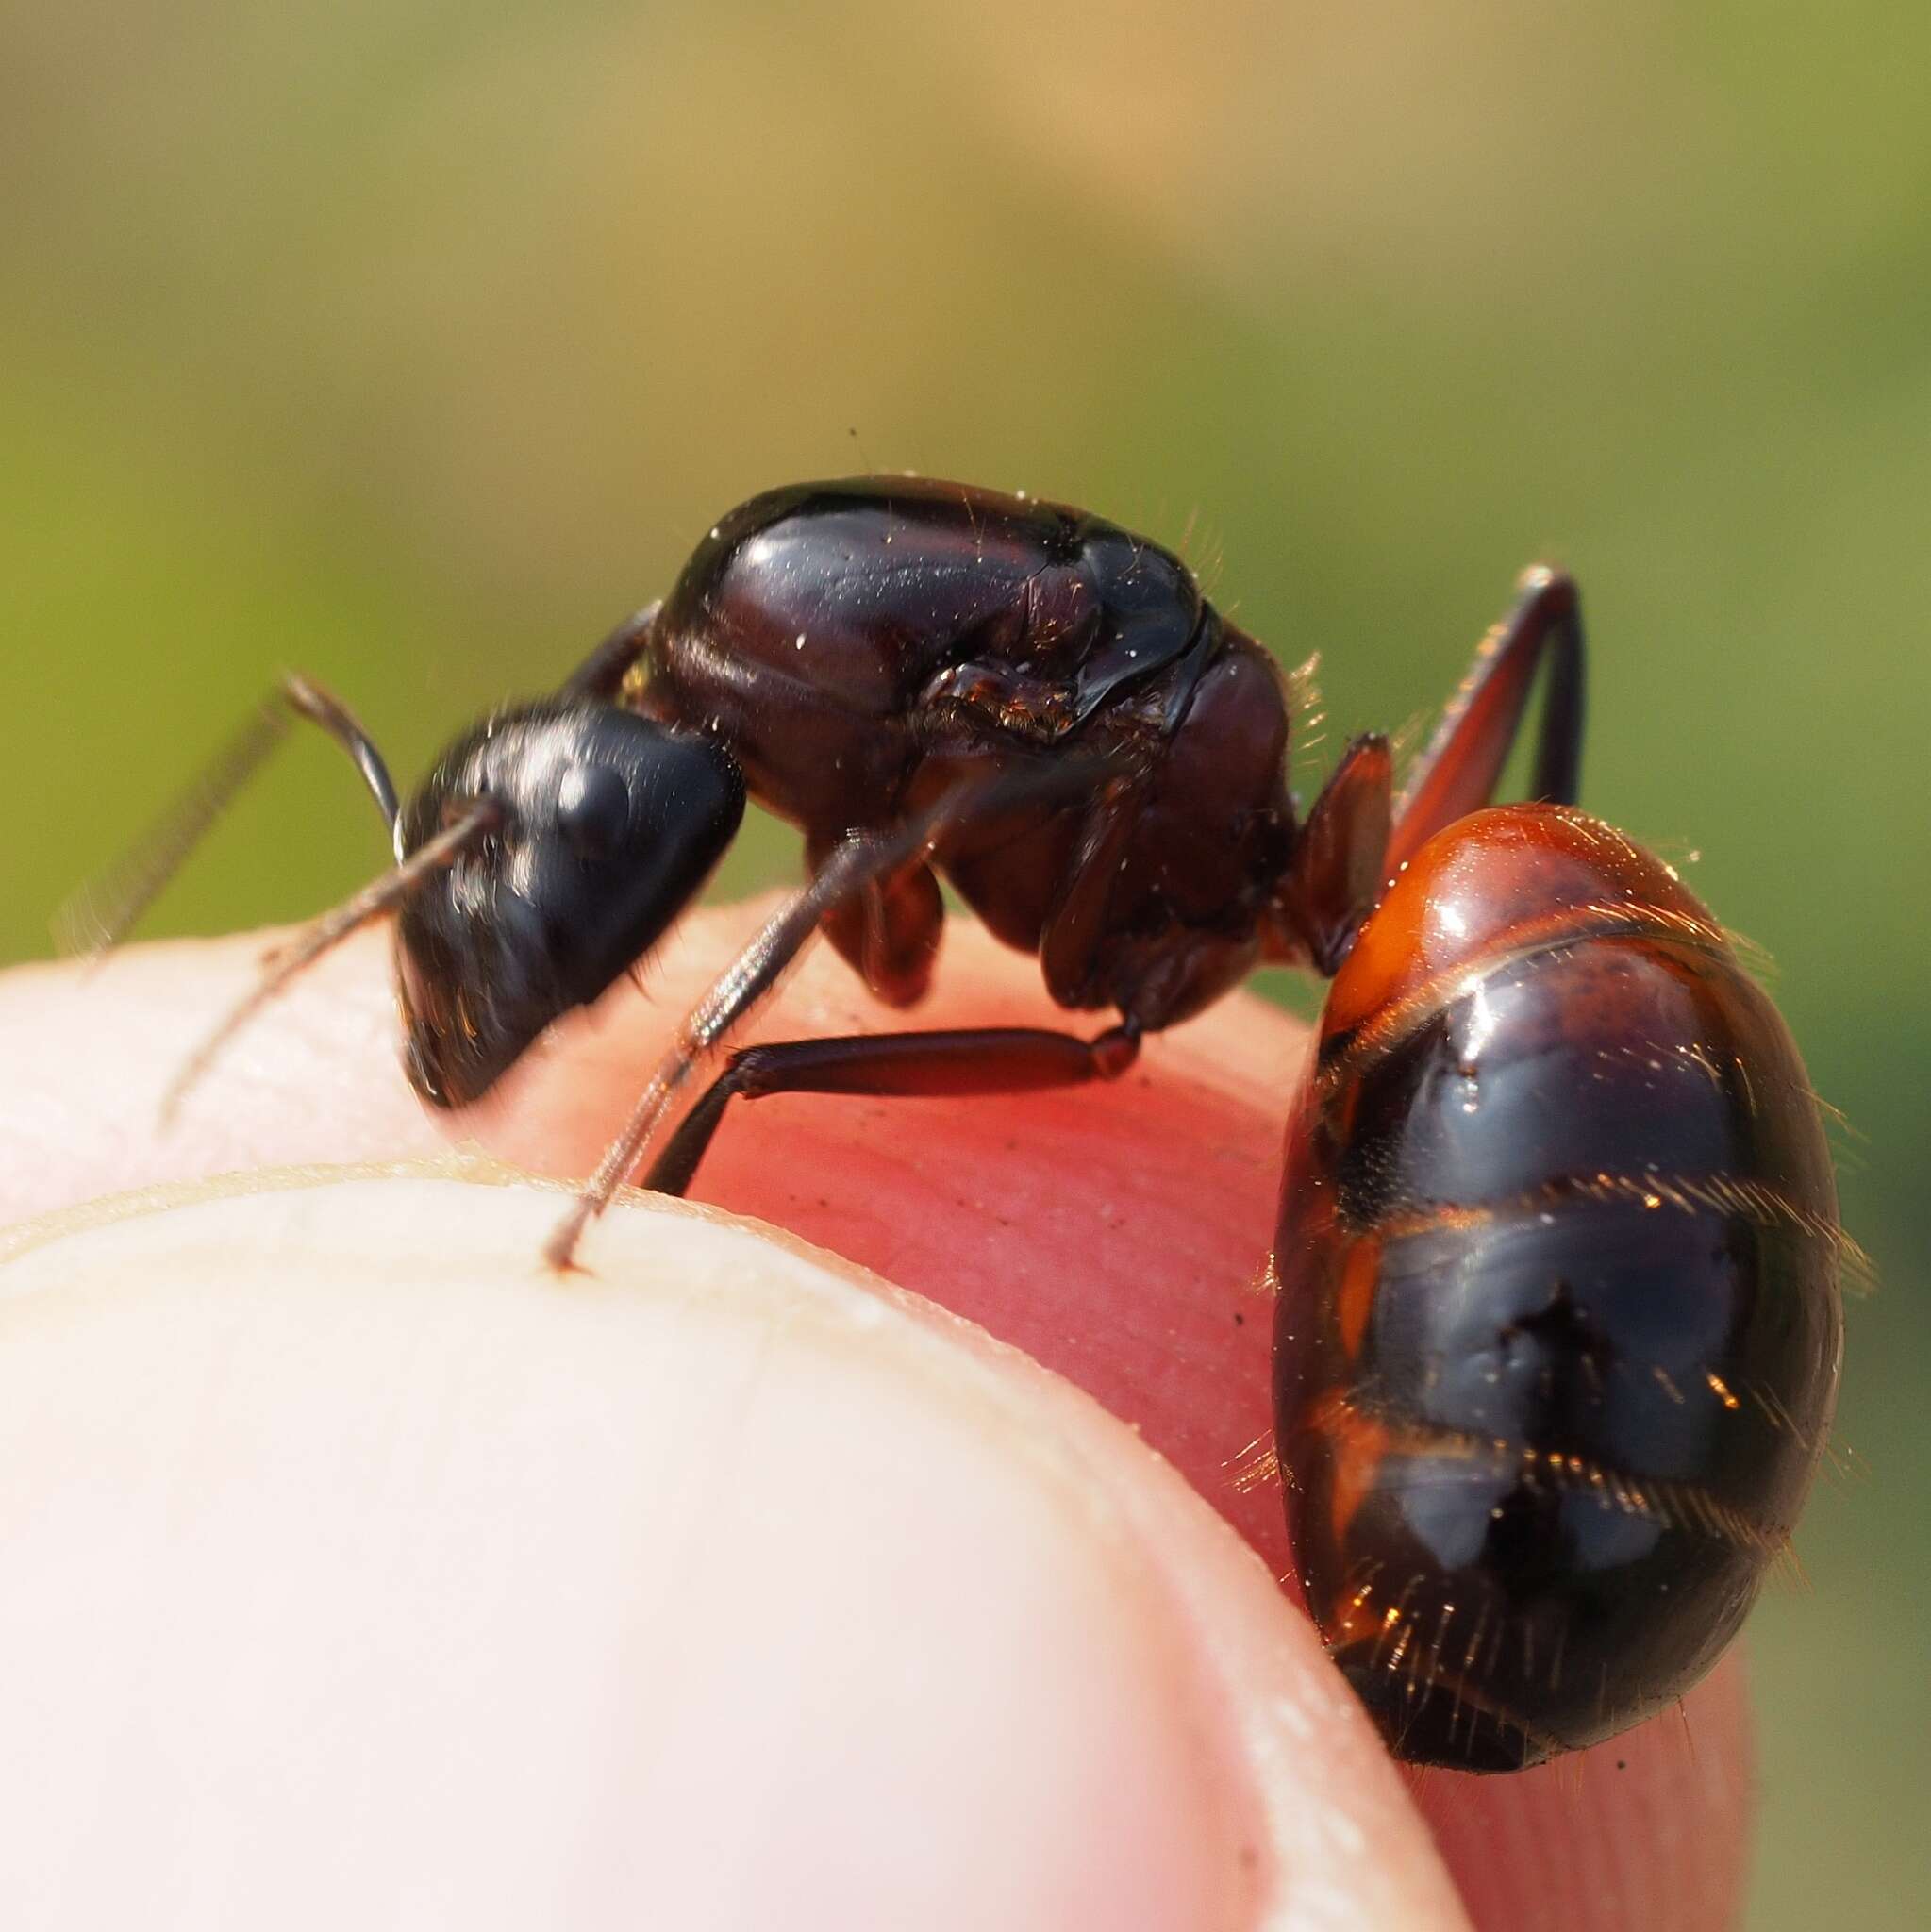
[76, 475, 1844, 1770]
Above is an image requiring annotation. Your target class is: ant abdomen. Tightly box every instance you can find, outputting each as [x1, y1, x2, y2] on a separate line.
[1273, 806, 1844, 1769]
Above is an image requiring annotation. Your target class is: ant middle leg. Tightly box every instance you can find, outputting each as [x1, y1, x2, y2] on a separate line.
[1269, 733, 1392, 975]
[543, 751, 1133, 1269]
[643, 1021, 1141, 1198]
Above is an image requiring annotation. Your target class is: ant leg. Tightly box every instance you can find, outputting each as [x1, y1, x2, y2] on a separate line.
[561, 600, 662, 700]
[643, 1023, 1140, 1198]
[544, 752, 1123, 1270]
[805, 833, 944, 1008]
[1386, 568, 1584, 872]
[1270, 734, 1392, 975]
[1038, 767, 1152, 1006]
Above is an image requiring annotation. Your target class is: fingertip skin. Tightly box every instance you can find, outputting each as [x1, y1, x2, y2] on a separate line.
[0, 1175, 1469, 1931]
[0, 907, 1755, 1929]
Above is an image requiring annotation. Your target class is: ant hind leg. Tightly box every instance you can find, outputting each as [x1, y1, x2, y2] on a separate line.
[1386, 568, 1585, 872]
[642, 1020, 1140, 1200]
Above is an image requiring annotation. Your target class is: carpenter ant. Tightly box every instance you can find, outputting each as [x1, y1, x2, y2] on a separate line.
[75, 475, 1843, 1771]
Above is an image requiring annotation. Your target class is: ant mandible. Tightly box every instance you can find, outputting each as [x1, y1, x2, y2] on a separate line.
[82, 475, 1843, 1771]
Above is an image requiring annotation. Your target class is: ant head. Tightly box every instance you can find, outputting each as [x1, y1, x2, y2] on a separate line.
[394, 702, 744, 1107]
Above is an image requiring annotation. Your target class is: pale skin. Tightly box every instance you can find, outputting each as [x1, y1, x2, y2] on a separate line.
[0, 906, 1754, 1929]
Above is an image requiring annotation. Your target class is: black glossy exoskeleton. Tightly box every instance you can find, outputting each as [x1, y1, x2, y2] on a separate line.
[96, 475, 1842, 1772]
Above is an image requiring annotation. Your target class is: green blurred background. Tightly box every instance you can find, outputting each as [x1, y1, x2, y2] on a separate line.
[2, 4, 1924, 1922]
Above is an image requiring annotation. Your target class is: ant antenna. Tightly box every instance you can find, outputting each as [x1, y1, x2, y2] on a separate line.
[158, 797, 500, 1122]
[282, 674, 405, 858]
[54, 673, 403, 958]
[543, 752, 1136, 1272]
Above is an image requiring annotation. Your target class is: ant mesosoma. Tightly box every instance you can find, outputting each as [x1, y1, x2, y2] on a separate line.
[76, 475, 1844, 1771]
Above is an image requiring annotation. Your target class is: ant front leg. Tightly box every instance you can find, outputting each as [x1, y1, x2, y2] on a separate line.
[544, 752, 1137, 1269]
[1387, 567, 1585, 870]
[805, 832, 944, 1008]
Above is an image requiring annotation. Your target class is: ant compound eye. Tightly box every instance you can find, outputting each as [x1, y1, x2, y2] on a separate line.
[556, 763, 631, 860]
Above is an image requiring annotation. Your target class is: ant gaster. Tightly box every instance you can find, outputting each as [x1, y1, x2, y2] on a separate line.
[80, 475, 1844, 1772]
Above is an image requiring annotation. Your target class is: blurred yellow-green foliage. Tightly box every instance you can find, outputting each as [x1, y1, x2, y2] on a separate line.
[3, 5, 1925, 1923]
